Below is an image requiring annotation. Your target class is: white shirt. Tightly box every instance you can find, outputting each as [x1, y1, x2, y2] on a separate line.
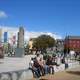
[29, 60, 34, 68]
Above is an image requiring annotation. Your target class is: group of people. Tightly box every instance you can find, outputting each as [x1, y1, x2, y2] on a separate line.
[29, 53, 60, 78]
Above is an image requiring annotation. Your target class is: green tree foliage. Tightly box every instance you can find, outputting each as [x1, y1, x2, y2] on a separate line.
[33, 35, 55, 50]
[24, 44, 29, 54]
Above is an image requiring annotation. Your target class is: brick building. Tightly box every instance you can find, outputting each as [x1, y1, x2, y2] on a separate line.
[64, 36, 80, 53]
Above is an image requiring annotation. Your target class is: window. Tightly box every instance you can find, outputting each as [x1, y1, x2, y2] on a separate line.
[69, 40, 72, 43]
[73, 44, 76, 47]
[76, 45, 79, 48]
[73, 41, 76, 43]
[77, 41, 80, 44]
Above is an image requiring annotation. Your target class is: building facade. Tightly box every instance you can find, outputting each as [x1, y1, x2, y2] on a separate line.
[64, 36, 80, 53]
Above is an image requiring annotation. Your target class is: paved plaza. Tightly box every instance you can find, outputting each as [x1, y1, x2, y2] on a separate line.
[34, 65, 80, 80]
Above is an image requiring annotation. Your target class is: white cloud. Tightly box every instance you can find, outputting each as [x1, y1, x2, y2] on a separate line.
[25, 31, 62, 40]
[0, 11, 8, 18]
[0, 26, 62, 43]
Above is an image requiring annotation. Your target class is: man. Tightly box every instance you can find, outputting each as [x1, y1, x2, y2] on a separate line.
[46, 56, 54, 74]
[39, 57, 49, 75]
[29, 58, 41, 78]
[36, 53, 48, 75]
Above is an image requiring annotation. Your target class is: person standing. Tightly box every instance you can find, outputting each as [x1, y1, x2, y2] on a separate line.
[65, 57, 68, 70]
[78, 53, 80, 64]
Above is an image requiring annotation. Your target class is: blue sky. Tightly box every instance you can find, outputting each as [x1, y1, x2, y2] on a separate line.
[0, 0, 80, 38]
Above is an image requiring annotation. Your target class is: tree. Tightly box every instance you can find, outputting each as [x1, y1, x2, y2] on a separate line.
[33, 35, 55, 51]
[24, 44, 29, 54]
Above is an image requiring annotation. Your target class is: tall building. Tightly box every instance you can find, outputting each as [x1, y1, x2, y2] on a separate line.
[17, 27, 24, 48]
[64, 36, 80, 53]
[4, 32, 8, 43]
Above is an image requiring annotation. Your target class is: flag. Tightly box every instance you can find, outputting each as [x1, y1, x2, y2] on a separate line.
[12, 35, 16, 44]
[9, 35, 16, 45]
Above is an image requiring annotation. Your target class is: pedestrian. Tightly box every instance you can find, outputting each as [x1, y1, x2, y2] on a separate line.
[65, 57, 68, 70]
[78, 54, 80, 65]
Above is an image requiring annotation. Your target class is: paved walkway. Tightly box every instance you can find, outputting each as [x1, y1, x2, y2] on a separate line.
[36, 65, 80, 80]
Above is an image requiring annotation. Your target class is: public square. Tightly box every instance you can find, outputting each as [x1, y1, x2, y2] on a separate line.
[38, 65, 80, 80]
[0, 0, 80, 80]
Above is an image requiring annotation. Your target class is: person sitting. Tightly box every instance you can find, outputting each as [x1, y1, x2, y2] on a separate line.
[36, 53, 49, 76]
[39, 57, 49, 75]
[46, 56, 54, 74]
[29, 58, 41, 78]
[33, 57, 41, 77]
[52, 56, 60, 69]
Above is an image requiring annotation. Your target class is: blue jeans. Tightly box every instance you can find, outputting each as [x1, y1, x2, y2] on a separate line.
[44, 65, 49, 74]
[48, 66, 54, 74]
[29, 67, 41, 78]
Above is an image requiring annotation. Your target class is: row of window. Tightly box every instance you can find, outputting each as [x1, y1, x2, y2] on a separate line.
[69, 44, 80, 48]
[69, 40, 80, 44]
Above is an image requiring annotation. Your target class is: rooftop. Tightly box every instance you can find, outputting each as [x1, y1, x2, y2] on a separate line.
[65, 36, 80, 39]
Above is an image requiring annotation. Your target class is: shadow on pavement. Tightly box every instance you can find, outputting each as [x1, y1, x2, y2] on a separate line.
[0, 62, 3, 64]
[66, 71, 80, 76]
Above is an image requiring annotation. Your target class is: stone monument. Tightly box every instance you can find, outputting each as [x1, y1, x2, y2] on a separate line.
[15, 27, 24, 57]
